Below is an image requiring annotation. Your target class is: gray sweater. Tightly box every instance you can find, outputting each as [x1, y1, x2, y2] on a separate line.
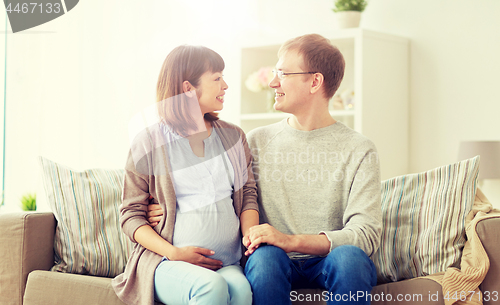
[247, 119, 382, 259]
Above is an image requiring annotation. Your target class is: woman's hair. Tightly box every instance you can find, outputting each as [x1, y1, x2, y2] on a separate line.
[278, 34, 345, 99]
[156, 45, 224, 136]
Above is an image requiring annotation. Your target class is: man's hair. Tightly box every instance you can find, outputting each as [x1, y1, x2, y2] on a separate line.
[156, 45, 223, 136]
[278, 34, 345, 99]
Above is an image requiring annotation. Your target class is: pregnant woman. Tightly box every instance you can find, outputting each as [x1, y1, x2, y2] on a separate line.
[112, 45, 259, 305]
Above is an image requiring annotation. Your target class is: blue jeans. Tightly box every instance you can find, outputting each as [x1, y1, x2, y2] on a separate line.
[154, 260, 252, 305]
[244, 245, 377, 305]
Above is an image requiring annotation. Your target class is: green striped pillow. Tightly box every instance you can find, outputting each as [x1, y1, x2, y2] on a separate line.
[372, 156, 480, 283]
[39, 157, 133, 277]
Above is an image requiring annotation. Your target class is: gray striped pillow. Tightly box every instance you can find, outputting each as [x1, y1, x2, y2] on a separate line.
[372, 156, 480, 283]
[39, 157, 133, 277]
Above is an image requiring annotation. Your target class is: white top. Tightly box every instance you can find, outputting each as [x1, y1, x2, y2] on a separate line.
[161, 123, 241, 266]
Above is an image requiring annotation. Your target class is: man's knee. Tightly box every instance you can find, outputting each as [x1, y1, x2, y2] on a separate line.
[246, 245, 288, 267]
[244, 245, 290, 278]
[322, 245, 377, 292]
[244, 246, 292, 302]
[325, 245, 373, 274]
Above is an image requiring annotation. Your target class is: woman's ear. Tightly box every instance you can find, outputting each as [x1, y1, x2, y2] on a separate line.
[182, 81, 195, 97]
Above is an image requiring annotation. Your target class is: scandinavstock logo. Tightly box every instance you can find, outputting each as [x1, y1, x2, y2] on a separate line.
[3, 0, 79, 33]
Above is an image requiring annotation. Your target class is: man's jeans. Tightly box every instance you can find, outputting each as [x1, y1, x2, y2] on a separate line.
[244, 245, 377, 305]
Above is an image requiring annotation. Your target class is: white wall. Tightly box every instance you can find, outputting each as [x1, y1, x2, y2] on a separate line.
[364, 0, 500, 207]
[364, 0, 500, 171]
[376, 0, 500, 206]
[1, 0, 500, 211]
[0, 0, 255, 211]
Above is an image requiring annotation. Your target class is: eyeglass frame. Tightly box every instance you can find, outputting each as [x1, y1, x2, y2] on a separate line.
[272, 70, 319, 80]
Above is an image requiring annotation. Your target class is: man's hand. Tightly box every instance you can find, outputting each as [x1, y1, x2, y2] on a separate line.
[168, 246, 223, 271]
[147, 195, 163, 226]
[245, 223, 293, 256]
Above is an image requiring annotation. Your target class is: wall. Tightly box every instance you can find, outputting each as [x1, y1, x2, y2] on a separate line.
[1, 0, 499, 211]
[364, 0, 500, 205]
[0, 0, 253, 212]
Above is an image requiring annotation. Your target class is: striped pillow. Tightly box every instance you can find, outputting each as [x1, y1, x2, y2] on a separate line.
[39, 157, 133, 277]
[372, 156, 479, 283]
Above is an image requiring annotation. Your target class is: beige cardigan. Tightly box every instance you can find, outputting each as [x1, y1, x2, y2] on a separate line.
[112, 119, 258, 305]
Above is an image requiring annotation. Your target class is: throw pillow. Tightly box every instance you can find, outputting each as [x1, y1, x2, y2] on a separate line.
[372, 156, 480, 283]
[39, 157, 133, 277]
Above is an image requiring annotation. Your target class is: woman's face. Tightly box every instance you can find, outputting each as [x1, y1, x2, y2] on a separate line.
[195, 71, 228, 115]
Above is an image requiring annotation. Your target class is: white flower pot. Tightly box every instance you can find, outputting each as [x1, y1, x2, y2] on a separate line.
[335, 11, 362, 29]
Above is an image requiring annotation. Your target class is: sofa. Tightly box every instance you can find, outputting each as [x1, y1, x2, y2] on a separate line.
[1, 210, 500, 305]
[2, 155, 499, 305]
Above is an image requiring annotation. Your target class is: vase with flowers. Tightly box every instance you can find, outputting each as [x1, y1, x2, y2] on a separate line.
[245, 66, 276, 112]
[332, 0, 367, 29]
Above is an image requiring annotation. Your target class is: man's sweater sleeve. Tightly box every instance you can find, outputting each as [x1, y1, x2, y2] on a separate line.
[320, 143, 382, 257]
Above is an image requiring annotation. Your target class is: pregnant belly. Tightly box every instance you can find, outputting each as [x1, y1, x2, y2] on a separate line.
[172, 200, 241, 266]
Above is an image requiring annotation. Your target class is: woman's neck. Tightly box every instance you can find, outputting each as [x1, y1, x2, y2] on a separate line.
[186, 119, 211, 158]
[204, 120, 212, 136]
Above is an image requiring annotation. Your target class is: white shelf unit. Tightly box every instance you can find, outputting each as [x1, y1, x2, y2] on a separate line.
[238, 29, 409, 180]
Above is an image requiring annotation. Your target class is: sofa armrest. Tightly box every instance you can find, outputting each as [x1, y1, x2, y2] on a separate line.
[0, 212, 56, 305]
[477, 217, 500, 305]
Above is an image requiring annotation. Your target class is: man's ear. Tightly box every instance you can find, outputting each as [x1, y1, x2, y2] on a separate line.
[183, 81, 195, 97]
[310, 73, 324, 95]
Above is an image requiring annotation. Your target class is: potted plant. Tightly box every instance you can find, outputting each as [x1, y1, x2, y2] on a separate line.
[332, 0, 368, 29]
[20, 193, 36, 211]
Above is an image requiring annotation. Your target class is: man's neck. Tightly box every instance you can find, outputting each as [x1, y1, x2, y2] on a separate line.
[288, 107, 336, 131]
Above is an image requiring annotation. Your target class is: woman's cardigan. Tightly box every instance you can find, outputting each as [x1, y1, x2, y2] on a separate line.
[112, 119, 258, 305]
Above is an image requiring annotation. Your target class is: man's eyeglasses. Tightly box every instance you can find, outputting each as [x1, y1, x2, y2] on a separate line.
[272, 70, 318, 80]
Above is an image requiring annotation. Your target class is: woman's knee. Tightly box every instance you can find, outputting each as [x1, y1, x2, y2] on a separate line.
[228, 277, 252, 305]
[217, 265, 252, 305]
[197, 272, 229, 296]
[154, 262, 230, 304]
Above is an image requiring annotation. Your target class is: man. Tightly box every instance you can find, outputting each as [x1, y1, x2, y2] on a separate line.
[147, 34, 381, 305]
[241, 34, 381, 305]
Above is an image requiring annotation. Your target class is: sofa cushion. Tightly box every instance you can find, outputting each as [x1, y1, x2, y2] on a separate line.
[372, 156, 479, 283]
[23, 271, 127, 305]
[39, 157, 133, 277]
[371, 278, 444, 305]
[290, 278, 444, 305]
[23, 271, 442, 305]
[24, 271, 165, 305]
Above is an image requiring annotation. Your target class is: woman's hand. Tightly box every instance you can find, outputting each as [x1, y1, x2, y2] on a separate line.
[242, 234, 251, 249]
[168, 246, 223, 271]
[134, 226, 223, 270]
[240, 209, 259, 255]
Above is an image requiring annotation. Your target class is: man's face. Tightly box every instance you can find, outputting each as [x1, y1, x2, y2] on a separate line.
[269, 50, 312, 114]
